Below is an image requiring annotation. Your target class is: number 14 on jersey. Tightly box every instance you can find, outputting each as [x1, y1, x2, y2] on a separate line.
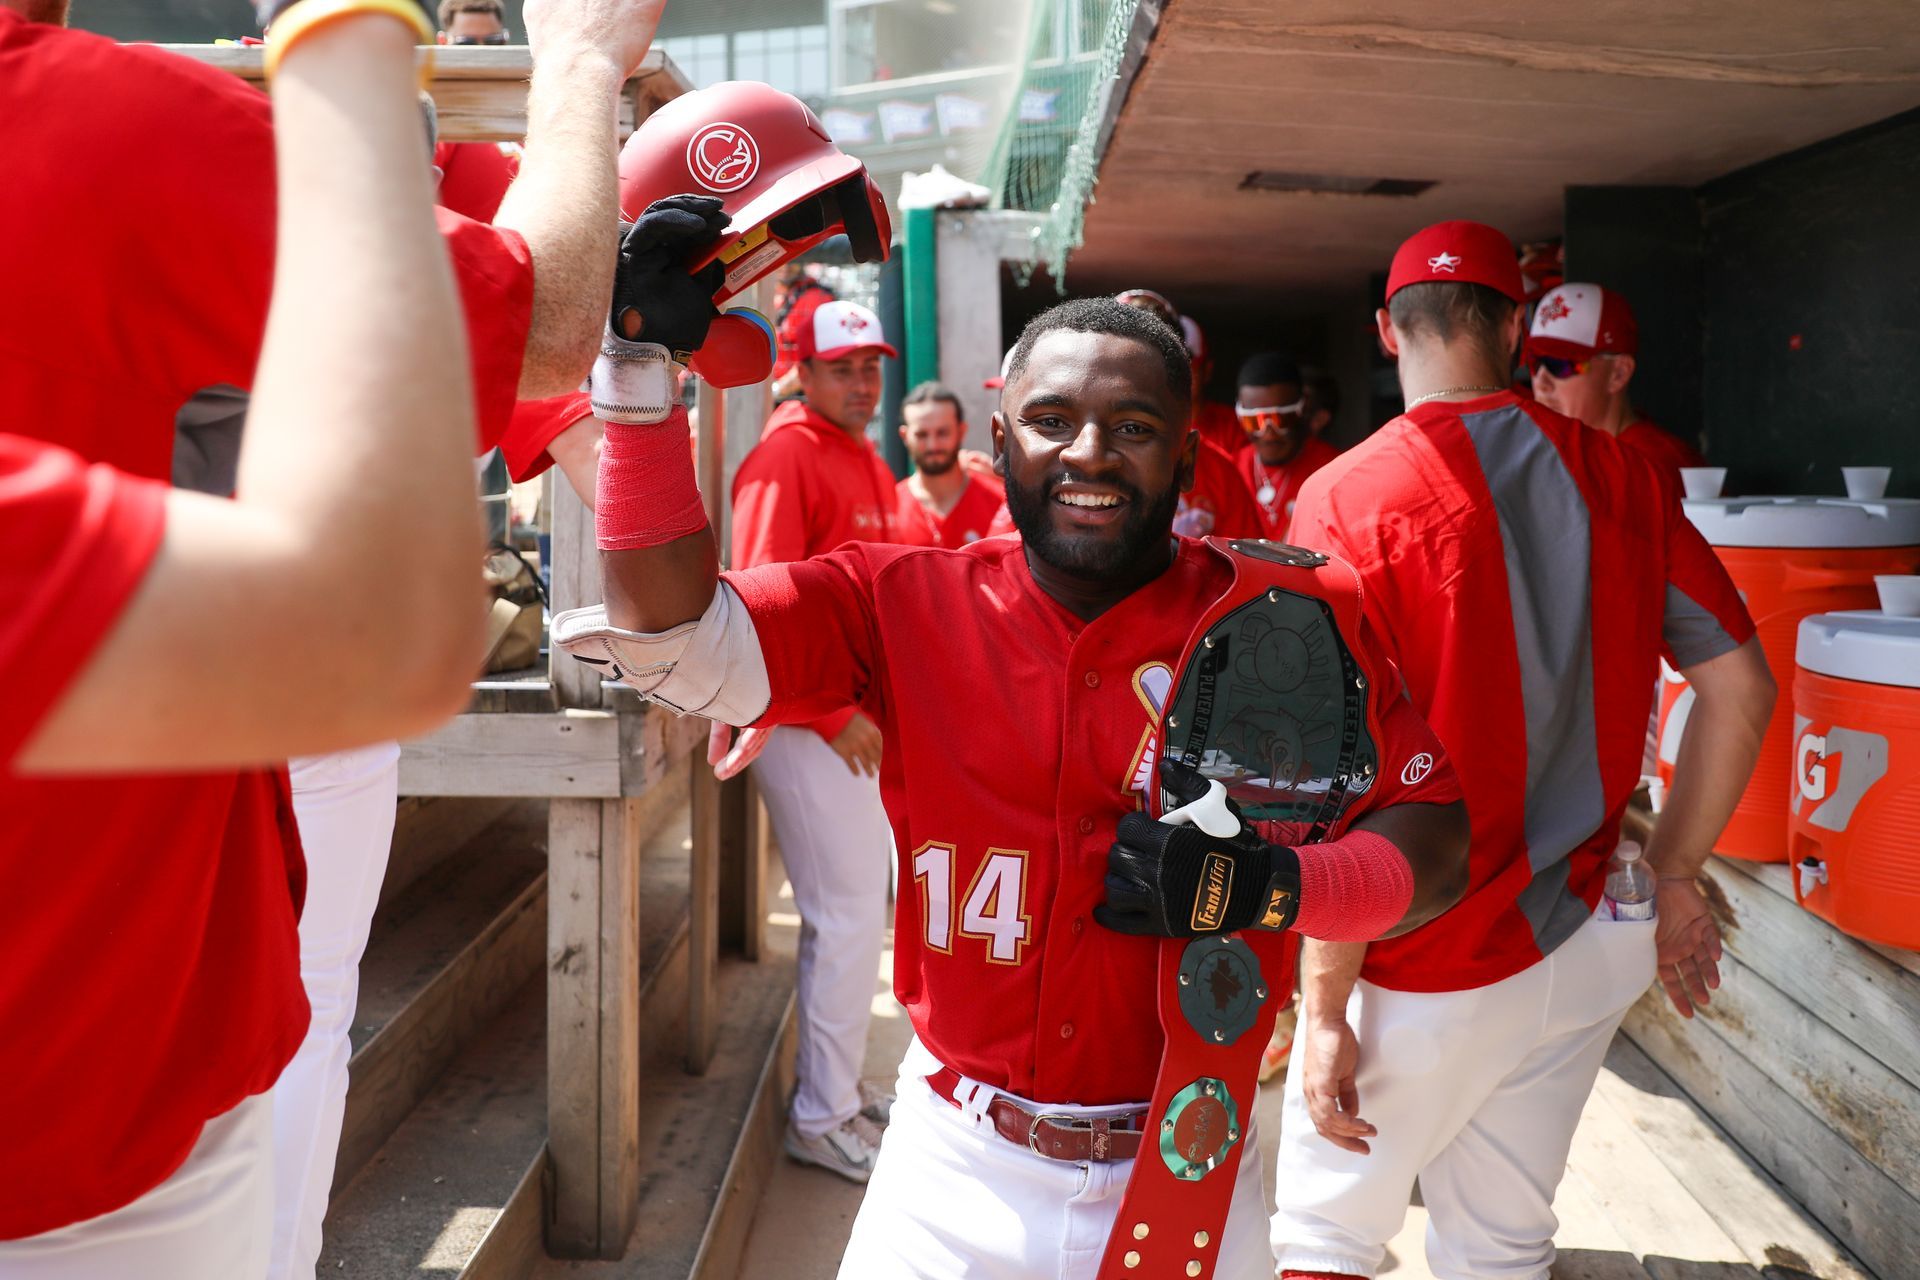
[912, 841, 1033, 965]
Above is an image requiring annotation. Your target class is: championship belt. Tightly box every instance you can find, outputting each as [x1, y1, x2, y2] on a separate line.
[1096, 538, 1384, 1280]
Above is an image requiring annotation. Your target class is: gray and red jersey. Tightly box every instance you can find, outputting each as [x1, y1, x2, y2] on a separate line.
[1290, 390, 1753, 993]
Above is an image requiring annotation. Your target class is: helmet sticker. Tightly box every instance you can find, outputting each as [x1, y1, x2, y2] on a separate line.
[687, 122, 760, 194]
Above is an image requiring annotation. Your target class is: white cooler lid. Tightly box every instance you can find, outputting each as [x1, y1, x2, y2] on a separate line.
[1683, 496, 1920, 548]
[1797, 611, 1920, 689]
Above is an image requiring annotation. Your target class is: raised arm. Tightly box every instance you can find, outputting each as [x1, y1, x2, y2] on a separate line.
[20, 5, 479, 772]
[497, 0, 669, 398]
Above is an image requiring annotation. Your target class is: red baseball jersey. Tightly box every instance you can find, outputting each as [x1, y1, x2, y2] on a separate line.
[1242, 435, 1337, 540]
[1618, 418, 1707, 477]
[723, 537, 1461, 1104]
[501, 391, 596, 483]
[0, 13, 536, 1237]
[895, 473, 1006, 549]
[1175, 437, 1265, 539]
[1289, 391, 1754, 993]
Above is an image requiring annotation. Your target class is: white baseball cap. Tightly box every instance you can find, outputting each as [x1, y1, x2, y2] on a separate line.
[796, 299, 897, 361]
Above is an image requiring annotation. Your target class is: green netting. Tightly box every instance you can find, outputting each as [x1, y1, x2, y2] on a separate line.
[984, 0, 1136, 286]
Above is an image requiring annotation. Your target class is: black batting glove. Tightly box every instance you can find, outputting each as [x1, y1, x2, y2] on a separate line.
[1095, 760, 1301, 938]
[611, 195, 732, 362]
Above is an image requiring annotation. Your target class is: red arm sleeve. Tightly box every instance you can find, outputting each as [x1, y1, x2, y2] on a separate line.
[721, 547, 884, 728]
[0, 436, 167, 769]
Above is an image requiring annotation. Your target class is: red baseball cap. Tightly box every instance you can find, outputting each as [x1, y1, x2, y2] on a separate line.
[1386, 220, 1525, 303]
[796, 299, 897, 361]
[1526, 283, 1638, 361]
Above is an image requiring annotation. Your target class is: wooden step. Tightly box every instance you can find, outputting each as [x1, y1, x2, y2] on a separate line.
[321, 976, 549, 1279]
[332, 801, 549, 1197]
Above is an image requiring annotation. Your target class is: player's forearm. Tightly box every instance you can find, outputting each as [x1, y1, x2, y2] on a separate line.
[1648, 638, 1774, 879]
[21, 19, 481, 772]
[1354, 799, 1471, 935]
[495, 42, 625, 398]
[603, 532, 721, 634]
[1300, 939, 1366, 1026]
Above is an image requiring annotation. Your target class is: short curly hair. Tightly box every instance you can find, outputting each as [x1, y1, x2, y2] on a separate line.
[438, 0, 505, 31]
[1003, 297, 1192, 417]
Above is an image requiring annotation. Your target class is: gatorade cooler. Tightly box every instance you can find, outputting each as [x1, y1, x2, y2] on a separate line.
[1655, 497, 1920, 861]
[1788, 611, 1920, 947]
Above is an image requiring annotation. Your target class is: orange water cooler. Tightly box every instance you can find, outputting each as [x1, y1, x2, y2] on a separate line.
[1654, 497, 1920, 861]
[1789, 611, 1920, 948]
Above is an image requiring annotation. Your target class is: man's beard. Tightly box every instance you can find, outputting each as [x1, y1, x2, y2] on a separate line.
[915, 452, 958, 477]
[1005, 469, 1181, 578]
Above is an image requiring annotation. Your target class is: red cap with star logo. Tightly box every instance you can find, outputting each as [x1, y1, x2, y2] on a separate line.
[1386, 220, 1526, 304]
[795, 299, 898, 361]
[1525, 283, 1638, 361]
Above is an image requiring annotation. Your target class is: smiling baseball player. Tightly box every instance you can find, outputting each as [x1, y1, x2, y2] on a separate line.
[557, 273, 1471, 1276]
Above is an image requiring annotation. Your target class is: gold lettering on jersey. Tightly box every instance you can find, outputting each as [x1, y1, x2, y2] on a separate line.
[1257, 884, 1295, 931]
[1191, 851, 1234, 932]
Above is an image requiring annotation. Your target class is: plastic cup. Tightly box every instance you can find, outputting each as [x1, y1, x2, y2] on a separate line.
[1876, 575, 1920, 617]
[1679, 467, 1727, 500]
[1843, 466, 1891, 500]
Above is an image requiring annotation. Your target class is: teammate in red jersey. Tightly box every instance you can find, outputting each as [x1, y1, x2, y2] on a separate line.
[555, 295, 1471, 1278]
[896, 381, 1005, 548]
[1528, 282, 1708, 478]
[0, 0, 667, 1271]
[1271, 222, 1775, 1280]
[1233, 352, 1336, 539]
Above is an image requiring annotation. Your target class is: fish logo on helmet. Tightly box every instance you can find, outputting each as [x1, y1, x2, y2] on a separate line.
[686, 122, 759, 193]
[620, 81, 893, 304]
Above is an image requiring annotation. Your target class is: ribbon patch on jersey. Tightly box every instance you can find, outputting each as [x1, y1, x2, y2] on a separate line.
[1159, 1076, 1242, 1182]
[1175, 935, 1266, 1047]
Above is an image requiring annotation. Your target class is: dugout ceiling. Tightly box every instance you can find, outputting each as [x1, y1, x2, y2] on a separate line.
[1067, 0, 1920, 312]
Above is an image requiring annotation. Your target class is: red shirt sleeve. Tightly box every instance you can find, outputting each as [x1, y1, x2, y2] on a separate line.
[721, 547, 884, 728]
[499, 392, 594, 482]
[440, 213, 535, 453]
[1659, 486, 1755, 669]
[0, 435, 167, 769]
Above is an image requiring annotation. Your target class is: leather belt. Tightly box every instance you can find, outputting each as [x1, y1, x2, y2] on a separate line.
[926, 1066, 1148, 1163]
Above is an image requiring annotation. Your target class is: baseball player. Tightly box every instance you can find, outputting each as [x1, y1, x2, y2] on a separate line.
[896, 381, 1005, 548]
[1235, 353, 1336, 540]
[0, 2, 513, 1272]
[1178, 313, 1243, 457]
[1270, 221, 1777, 1280]
[1527, 282, 1709, 477]
[0, 0, 673, 1274]
[556, 289, 1472, 1277]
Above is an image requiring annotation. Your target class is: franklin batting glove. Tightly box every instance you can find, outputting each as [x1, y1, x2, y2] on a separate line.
[611, 194, 731, 361]
[1096, 813, 1301, 939]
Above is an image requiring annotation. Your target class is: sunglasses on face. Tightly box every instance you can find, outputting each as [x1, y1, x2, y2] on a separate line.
[1528, 353, 1594, 379]
[1236, 400, 1305, 435]
[451, 31, 511, 44]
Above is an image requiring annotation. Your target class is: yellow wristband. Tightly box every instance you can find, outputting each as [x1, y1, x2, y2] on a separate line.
[265, 0, 436, 85]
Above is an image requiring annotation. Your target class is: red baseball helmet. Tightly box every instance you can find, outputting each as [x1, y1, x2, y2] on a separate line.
[618, 81, 892, 303]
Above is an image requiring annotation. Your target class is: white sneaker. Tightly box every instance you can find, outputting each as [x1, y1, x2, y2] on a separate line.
[785, 1114, 882, 1184]
[859, 1079, 895, 1125]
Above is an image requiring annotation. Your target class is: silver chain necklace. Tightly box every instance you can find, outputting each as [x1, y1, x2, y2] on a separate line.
[1406, 384, 1507, 411]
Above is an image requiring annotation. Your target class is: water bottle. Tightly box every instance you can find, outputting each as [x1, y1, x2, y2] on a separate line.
[1603, 840, 1657, 922]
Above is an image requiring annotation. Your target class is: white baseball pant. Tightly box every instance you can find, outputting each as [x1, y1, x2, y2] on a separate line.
[754, 724, 893, 1139]
[1270, 910, 1657, 1280]
[268, 742, 401, 1280]
[839, 1040, 1272, 1280]
[0, 1093, 273, 1279]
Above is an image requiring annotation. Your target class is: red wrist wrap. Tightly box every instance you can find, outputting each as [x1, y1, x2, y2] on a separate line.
[596, 405, 709, 551]
[1292, 828, 1414, 942]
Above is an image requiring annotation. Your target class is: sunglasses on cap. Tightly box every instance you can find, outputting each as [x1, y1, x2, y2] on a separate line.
[451, 30, 511, 44]
[1527, 353, 1595, 379]
[1236, 400, 1305, 435]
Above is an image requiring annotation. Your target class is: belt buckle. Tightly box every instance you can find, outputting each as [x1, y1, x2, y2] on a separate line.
[1027, 1111, 1095, 1160]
